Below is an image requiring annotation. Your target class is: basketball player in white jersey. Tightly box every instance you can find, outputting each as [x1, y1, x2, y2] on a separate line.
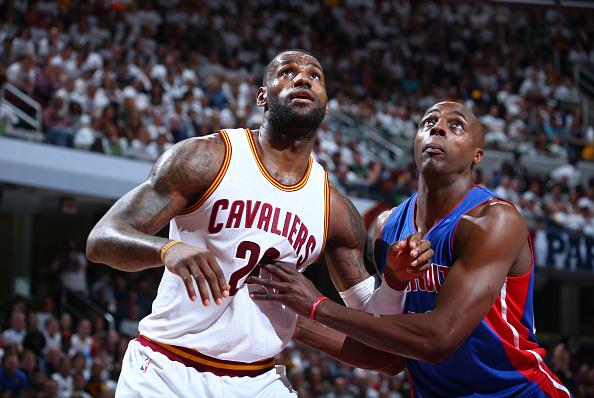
[86, 49, 433, 397]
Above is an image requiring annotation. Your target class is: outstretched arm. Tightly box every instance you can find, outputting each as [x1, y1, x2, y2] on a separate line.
[252, 202, 528, 363]
[293, 316, 405, 375]
[86, 133, 230, 304]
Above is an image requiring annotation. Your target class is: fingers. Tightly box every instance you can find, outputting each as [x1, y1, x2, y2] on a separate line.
[185, 256, 230, 306]
[190, 261, 211, 306]
[408, 232, 423, 250]
[177, 267, 197, 302]
[249, 292, 282, 302]
[246, 276, 283, 290]
[259, 262, 293, 281]
[411, 248, 434, 269]
[410, 239, 431, 260]
[387, 240, 407, 255]
[198, 255, 229, 305]
[208, 254, 230, 299]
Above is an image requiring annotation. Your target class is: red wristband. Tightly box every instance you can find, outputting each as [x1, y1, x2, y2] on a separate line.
[309, 296, 329, 320]
[383, 272, 408, 291]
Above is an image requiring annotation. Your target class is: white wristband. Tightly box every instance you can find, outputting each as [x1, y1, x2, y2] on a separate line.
[364, 276, 407, 315]
[339, 275, 375, 310]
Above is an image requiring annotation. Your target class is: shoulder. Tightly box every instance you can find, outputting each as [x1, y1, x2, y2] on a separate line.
[372, 207, 397, 240]
[155, 133, 226, 171]
[454, 198, 527, 256]
[370, 207, 396, 269]
[149, 133, 228, 195]
[476, 198, 525, 226]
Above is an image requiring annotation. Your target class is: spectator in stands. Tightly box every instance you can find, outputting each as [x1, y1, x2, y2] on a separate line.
[91, 273, 117, 314]
[73, 114, 98, 151]
[43, 317, 61, 355]
[50, 240, 88, 295]
[23, 312, 46, 356]
[551, 337, 575, 391]
[51, 356, 72, 398]
[494, 175, 520, 203]
[29, 368, 49, 396]
[71, 372, 92, 398]
[59, 313, 72, 353]
[19, 350, 37, 382]
[118, 303, 139, 339]
[0, 352, 28, 394]
[2, 311, 26, 349]
[71, 352, 89, 382]
[6, 52, 35, 93]
[43, 95, 72, 147]
[551, 156, 583, 188]
[69, 319, 92, 360]
[86, 359, 115, 397]
[35, 296, 57, 331]
[43, 347, 62, 376]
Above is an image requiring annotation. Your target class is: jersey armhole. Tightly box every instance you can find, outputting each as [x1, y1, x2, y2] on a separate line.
[177, 130, 232, 216]
[313, 172, 330, 264]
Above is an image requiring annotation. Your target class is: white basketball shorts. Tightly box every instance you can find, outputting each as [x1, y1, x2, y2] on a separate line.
[115, 339, 297, 398]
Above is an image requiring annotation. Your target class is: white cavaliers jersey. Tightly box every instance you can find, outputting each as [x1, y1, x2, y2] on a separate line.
[139, 128, 329, 362]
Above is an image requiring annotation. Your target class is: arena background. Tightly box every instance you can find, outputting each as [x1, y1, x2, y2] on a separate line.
[0, 0, 593, 396]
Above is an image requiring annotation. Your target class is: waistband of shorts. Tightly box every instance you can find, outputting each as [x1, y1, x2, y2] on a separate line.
[136, 335, 276, 377]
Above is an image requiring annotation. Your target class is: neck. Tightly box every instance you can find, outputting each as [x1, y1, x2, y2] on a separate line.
[260, 117, 318, 146]
[255, 118, 316, 179]
[415, 170, 474, 233]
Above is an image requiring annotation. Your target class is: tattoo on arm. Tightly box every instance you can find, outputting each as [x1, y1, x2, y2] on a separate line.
[87, 134, 225, 270]
[332, 250, 367, 282]
[325, 187, 369, 291]
[152, 134, 223, 199]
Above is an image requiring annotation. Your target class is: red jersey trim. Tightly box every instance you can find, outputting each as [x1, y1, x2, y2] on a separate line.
[178, 130, 232, 215]
[136, 335, 275, 377]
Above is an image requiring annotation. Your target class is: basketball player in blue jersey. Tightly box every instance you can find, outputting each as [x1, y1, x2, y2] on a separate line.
[86, 49, 433, 397]
[251, 101, 572, 397]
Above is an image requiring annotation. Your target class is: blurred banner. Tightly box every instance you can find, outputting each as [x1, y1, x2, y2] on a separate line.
[533, 229, 594, 273]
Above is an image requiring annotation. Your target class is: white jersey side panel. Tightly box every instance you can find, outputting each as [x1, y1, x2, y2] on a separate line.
[139, 128, 329, 362]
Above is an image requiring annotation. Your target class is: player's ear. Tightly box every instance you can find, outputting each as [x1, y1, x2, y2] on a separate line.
[473, 148, 483, 166]
[257, 87, 267, 108]
[325, 103, 329, 116]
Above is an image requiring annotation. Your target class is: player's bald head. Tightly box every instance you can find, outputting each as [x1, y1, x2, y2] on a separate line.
[262, 49, 323, 86]
[425, 101, 484, 147]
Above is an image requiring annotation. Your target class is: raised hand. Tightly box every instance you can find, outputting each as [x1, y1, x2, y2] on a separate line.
[247, 263, 322, 317]
[384, 232, 433, 289]
[162, 242, 230, 305]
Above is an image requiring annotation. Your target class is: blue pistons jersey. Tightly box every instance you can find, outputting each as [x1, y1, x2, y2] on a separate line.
[377, 186, 571, 398]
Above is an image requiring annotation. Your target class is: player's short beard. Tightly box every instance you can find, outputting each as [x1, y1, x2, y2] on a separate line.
[267, 94, 325, 133]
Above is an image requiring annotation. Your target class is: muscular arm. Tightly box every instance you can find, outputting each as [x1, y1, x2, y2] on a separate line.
[86, 134, 225, 271]
[370, 209, 393, 270]
[293, 316, 405, 375]
[314, 202, 528, 363]
[324, 186, 370, 292]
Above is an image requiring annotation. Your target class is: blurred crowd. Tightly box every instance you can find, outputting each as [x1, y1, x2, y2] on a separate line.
[0, 0, 593, 164]
[1, 280, 593, 397]
[1, 1, 594, 396]
[484, 153, 594, 235]
[1, 0, 593, 231]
